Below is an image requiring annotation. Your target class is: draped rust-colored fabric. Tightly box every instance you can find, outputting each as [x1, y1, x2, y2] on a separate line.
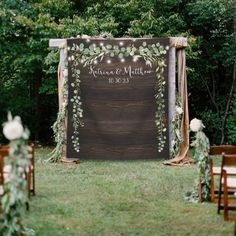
[164, 48, 192, 165]
[58, 63, 64, 108]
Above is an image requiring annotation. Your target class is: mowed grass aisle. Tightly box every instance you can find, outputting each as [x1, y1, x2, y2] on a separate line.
[24, 148, 233, 236]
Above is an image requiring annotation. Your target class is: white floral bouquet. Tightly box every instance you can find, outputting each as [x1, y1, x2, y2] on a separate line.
[185, 118, 210, 202]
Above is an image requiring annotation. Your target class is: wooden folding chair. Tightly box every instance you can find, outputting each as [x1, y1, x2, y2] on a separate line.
[27, 145, 35, 196]
[0, 145, 35, 197]
[209, 145, 236, 203]
[218, 154, 236, 219]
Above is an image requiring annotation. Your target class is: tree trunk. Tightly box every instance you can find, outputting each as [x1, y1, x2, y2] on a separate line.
[32, 68, 42, 142]
[220, 12, 236, 144]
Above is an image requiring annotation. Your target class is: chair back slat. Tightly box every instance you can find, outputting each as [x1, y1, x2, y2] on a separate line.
[209, 145, 236, 155]
[0, 147, 9, 186]
[0, 146, 9, 157]
[222, 154, 236, 167]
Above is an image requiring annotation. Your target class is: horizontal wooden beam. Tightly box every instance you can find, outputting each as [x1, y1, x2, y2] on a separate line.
[169, 37, 188, 48]
[49, 39, 66, 48]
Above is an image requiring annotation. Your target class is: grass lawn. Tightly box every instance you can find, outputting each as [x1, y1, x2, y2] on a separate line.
[24, 147, 234, 236]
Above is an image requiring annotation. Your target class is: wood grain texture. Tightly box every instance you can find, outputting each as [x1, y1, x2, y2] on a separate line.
[73, 144, 169, 160]
[66, 38, 170, 160]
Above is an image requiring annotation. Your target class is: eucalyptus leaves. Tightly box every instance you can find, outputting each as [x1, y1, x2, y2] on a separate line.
[171, 96, 183, 157]
[70, 68, 83, 152]
[68, 39, 169, 154]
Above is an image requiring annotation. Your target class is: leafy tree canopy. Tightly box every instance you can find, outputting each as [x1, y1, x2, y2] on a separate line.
[0, 0, 235, 144]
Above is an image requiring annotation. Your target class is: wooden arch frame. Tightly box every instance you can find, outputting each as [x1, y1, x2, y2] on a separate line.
[49, 37, 188, 163]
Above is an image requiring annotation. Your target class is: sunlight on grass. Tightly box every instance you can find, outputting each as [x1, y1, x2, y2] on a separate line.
[23, 147, 233, 236]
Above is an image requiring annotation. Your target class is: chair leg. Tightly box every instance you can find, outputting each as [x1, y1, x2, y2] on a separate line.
[234, 222, 236, 236]
[27, 169, 31, 199]
[31, 149, 35, 196]
[209, 159, 215, 203]
[223, 171, 229, 221]
[32, 165, 35, 196]
[218, 176, 223, 214]
[198, 178, 202, 202]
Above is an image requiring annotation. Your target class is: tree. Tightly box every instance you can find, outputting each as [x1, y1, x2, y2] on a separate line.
[0, 0, 235, 145]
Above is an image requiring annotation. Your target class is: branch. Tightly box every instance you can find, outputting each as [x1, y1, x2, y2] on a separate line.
[220, 10, 236, 144]
[199, 75, 220, 114]
[220, 65, 236, 144]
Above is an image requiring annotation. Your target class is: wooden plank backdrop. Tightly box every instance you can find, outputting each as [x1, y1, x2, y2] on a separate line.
[67, 38, 170, 160]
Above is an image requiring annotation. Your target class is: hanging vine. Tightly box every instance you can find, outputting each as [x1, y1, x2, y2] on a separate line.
[69, 62, 83, 153]
[170, 95, 183, 158]
[47, 42, 69, 163]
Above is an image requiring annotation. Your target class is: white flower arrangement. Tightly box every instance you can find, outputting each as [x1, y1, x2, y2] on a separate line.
[176, 106, 183, 115]
[63, 69, 68, 77]
[81, 34, 90, 39]
[58, 42, 66, 49]
[190, 118, 205, 132]
[3, 113, 24, 140]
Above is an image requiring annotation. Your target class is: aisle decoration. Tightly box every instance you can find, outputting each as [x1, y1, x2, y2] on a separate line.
[0, 113, 34, 235]
[185, 118, 210, 202]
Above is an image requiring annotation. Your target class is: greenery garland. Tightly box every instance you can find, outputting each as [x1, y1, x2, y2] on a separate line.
[185, 119, 210, 202]
[47, 101, 68, 162]
[50, 39, 169, 161]
[0, 115, 34, 235]
[170, 95, 183, 158]
[69, 63, 83, 153]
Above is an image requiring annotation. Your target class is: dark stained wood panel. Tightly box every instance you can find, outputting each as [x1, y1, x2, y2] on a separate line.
[80, 101, 156, 121]
[79, 119, 156, 132]
[66, 38, 170, 160]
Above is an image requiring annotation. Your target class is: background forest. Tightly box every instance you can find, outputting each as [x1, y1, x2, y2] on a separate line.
[0, 0, 235, 145]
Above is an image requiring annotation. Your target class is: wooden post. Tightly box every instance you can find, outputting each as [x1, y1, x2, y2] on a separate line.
[168, 46, 176, 151]
[198, 178, 202, 202]
[49, 39, 67, 106]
